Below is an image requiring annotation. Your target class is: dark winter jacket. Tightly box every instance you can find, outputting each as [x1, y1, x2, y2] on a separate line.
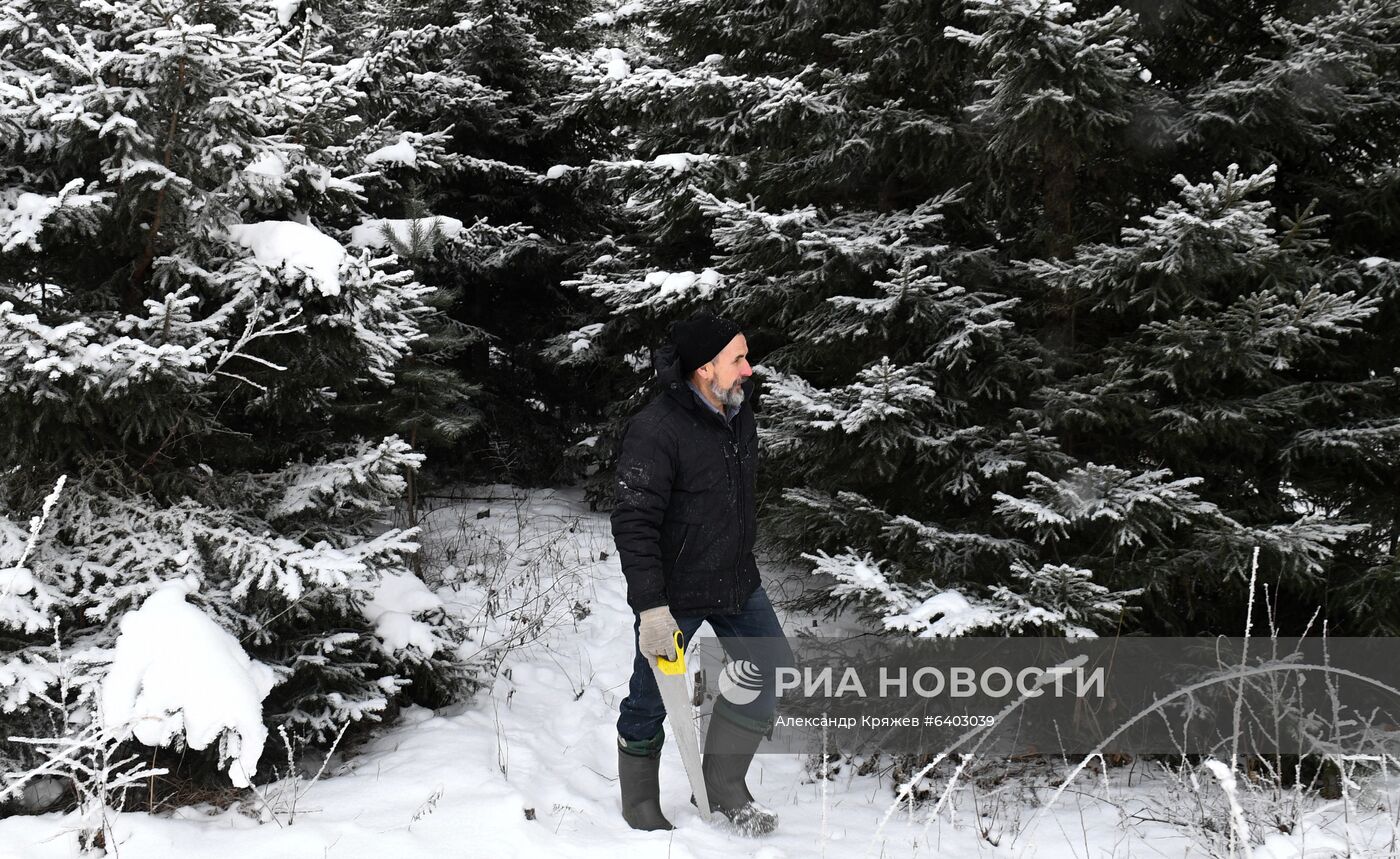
[610, 342, 760, 616]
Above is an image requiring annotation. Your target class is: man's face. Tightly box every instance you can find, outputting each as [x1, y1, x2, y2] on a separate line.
[696, 333, 752, 408]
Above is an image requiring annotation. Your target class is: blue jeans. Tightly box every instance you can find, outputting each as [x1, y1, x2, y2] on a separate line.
[618, 585, 793, 742]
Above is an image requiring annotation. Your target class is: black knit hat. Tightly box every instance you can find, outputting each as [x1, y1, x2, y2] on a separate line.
[669, 311, 742, 375]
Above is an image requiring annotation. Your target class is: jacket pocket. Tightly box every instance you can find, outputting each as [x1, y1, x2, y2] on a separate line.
[669, 483, 715, 525]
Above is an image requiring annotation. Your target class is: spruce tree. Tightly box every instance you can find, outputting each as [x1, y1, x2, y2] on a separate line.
[0, 0, 475, 782]
[554, 0, 1400, 636]
[336, 0, 612, 487]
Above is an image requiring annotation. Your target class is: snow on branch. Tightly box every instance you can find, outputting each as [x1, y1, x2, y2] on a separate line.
[265, 435, 424, 520]
[567, 267, 725, 315]
[805, 548, 1134, 638]
[100, 581, 276, 788]
[993, 463, 1220, 548]
[0, 180, 111, 253]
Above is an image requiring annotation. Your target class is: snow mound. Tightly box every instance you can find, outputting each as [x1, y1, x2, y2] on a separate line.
[227, 220, 345, 297]
[889, 589, 999, 637]
[243, 152, 286, 178]
[269, 0, 301, 25]
[593, 47, 629, 79]
[364, 134, 418, 168]
[101, 581, 277, 788]
[362, 572, 444, 655]
[648, 267, 721, 301]
[651, 152, 713, 174]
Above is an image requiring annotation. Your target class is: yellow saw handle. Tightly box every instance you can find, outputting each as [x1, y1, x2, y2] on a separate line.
[655, 629, 686, 675]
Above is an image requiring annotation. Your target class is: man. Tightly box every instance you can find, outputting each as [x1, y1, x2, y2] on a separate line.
[610, 311, 792, 835]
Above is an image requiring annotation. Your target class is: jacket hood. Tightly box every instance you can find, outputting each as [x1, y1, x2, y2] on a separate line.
[651, 340, 759, 414]
[652, 342, 683, 389]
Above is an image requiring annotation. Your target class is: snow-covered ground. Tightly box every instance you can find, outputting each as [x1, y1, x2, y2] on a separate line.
[3, 487, 1398, 858]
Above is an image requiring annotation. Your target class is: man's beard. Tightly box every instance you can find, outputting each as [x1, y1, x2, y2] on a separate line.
[710, 378, 745, 409]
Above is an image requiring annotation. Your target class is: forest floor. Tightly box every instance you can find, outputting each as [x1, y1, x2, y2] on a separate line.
[2, 486, 1397, 858]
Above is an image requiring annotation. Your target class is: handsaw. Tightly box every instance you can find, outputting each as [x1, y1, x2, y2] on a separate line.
[651, 629, 713, 823]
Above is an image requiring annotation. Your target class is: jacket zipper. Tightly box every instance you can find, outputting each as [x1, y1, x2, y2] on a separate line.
[701, 401, 746, 612]
[731, 417, 743, 611]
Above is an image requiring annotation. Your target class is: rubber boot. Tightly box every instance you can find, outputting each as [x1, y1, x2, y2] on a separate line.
[697, 702, 778, 835]
[618, 732, 673, 831]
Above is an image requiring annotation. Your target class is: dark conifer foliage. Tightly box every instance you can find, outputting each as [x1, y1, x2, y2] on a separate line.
[552, 0, 1400, 636]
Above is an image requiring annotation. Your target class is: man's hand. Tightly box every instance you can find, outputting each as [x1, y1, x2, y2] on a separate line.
[639, 606, 680, 660]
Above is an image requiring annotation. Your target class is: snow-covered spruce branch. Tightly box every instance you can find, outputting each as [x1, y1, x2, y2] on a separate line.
[805, 548, 1138, 639]
[210, 288, 307, 392]
[0, 475, 68, 632]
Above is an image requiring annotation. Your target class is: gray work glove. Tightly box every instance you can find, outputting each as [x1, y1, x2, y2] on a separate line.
[638, 606, 680, 661]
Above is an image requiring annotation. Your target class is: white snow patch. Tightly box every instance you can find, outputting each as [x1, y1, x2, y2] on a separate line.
[545, 164, 574, 180]
[587, 2, 643, 25]
[0, 180, 109, 253]
[888, 589, 1000, 637]
[243, 151, 286, 178]
[227, 220, 346, 296]
[561, 321, 605, 354]
[362, 572, 444, 655]
[269, 0, 301, 25]
[649, 268, 721, 301]
[100, 581, 276, 788]
[364, 134, 418, 168]
[348, 216, 465, 250]
[593, 47, 630, 79]
[3, 487, 1399, 859]
[650, 152, 713, 174]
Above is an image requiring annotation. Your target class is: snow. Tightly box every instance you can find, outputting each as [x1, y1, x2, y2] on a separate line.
[650, 152, 713, 174]
[227, 220, 345, 296]
[0, 180, 109, 253]
[331, 56, 366, 83]
[364, 134, 418, 168]
[1201, 759, 1251, 847]
[0, 567, 43, 634]
[243, 152, 286, 178]
[347, 216, 465, 250]
[887, 589, 999, 637]
[594, 47, 630, 79]
[1360, 256, 1389, 268]
[269, 0, 301, 25]
[562, 321, 605, 354]
[97, 113, 138, 138]
[100, 580, 277, 788]
[574, 267, 725, 314]
[4, 488, 1399, 857]
[361, 572, 444, 656]
[0, 567, 36, 596]
[545, 164, 575, 180]
[652, 268, 719, 299]
[587, 2, 644, 25]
